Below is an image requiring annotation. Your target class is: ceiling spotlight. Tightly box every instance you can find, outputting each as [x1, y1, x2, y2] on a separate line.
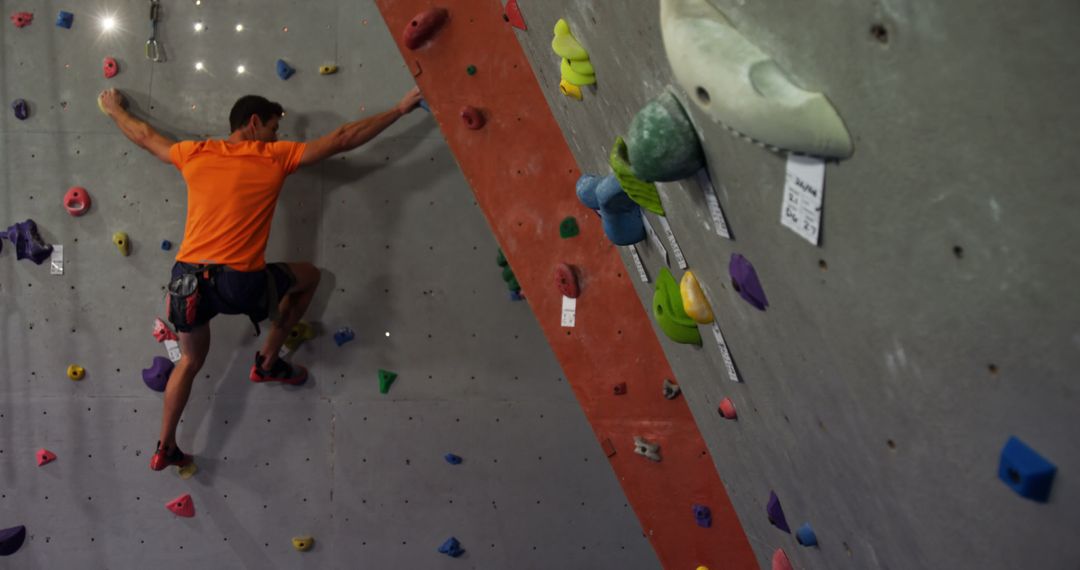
[236, 65, 246, 74]
[193, 22, 204, 32]
[235, 23, 244, 32]
[101, 17, 117, 31]
[194, 61, 205, 71]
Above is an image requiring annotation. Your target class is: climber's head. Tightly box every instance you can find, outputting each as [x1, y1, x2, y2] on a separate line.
[229, 95, 283, 142]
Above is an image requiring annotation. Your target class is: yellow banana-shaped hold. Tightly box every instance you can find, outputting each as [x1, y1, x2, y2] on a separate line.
[552, 19, 589, 61]
[318, 65, 338, 75]
[559, 79, 583, 100]
[292, 536, 314, 551]
[680, 270, 714, 324]
[67, 365, 86, 381]
[112, 232, 130, 256]
[560, 58, 596, 86]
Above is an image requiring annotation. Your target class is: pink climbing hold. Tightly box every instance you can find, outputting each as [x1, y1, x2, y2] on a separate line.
[460, 106, 485, 130]
[166, 494, 195, 518]
[718, 397, 737, 420]
[771, 548, 794, 570]
[63, 186, 91, 217]
[554, 263, 579, 298]
[504, 0, 526, 31]
[103, 57, 119, 79]
[10, 12, 33, 28]
[403, 7, 449, 50]
[36, 449, 57, 466]
[153, 318, 178, 342]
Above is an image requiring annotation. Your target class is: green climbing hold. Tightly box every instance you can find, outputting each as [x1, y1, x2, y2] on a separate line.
[466, 65, 477, 75]
[496, 249, 508, 267]
[507, 275, 521, 292]
[378, 369, 398, 394]
[560, 216, 580, 238]
[552, 19, 589, 61]
[560, 58, 595, 86]
[626, 90, 705, 182]
[501, 266, 515, 283]
[610, 137, 665, 215]
[653, 268, 701, 345]
[567, 58, 594, 76]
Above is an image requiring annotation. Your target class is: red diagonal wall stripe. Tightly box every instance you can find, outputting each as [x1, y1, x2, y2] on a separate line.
[375, 2, 757, 567]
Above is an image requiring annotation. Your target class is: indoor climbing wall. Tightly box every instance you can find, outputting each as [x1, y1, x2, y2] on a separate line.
[0, 1, 660, 568]
[499, 1, 1076, 569]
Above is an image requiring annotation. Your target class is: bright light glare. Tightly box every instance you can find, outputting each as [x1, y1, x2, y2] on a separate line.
[101, 17, 117, 31]
[235, 23, 244, 32]
[385, 331, 391, 337]
[194, 61, 205, 71]
[236, 65, 246, 74]
[193, 22, 204, 32]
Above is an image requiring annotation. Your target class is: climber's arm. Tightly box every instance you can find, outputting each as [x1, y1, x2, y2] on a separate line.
[299, 86, 422, 167]
[98, 89, 174, 164]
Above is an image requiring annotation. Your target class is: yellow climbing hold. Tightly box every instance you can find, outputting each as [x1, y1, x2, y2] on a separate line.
[552, 19, 589, 61]
[284, 321, 316, 351]
[67, 365, 85, 381]
[318, 65, 338, 75]
[178, 462, 198, 480]
[680, 270, 714, 324]
[112, 232, 130, 256]
[292, 536, 315, 552]
[559, 79, 583, 100]
[560, 58, 596, 86]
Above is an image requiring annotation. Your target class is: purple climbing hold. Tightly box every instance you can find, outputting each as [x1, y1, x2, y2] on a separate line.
[11, 99, 28, 120]
[0, 525, 26, 556]
[766, 491, 790, 533]
[729, 253, 768, 311]
[3, 220, 53, 264]
[692, 504, 712, 528]
[142, 356, 174, 392]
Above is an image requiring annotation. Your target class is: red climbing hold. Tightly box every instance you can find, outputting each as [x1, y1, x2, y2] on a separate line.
[10, 12, 32, 28]
[554, 263, 579, 298]
[103, 57, 119, 79]
[718, 397, 737, 420]
[63, 186, 91, 216]
[403, 7, 449, 50]
[504, 0, 526, 31]
[153, 318, 178, 342]
[613, 382, 627, 396]
[36, 449, 57, 466]
[166, 494, 195, 518]
[460, 106, 485, 130]
[771, 548, 794, 570]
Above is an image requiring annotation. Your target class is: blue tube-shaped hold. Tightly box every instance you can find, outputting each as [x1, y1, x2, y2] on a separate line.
[998, 436, 1056, 502]
[444, 453, 463, 465]
[796, 522, 817, 547]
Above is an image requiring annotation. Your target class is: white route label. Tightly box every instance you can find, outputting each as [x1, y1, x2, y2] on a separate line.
[50, 245, 64, 275]
[560, 295, 577, 327]
[780, 155, 826, 245]
[657, 216, 688, 270]
[641, 214, 669, 266]
[165, 339, 182, 363]
[710, 322, 740, 382]
[696, 170, 732, 239]
[628, 245, 649, 283]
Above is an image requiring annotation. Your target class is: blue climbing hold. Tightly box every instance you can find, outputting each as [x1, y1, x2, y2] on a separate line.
[55, 11, 74, 29]
[0, 525, 26, 556]
[333, 327, 355, 347]
[438, 536, 465, 558]
[692, 504, 711, 528]
[998, 436, 1056, 502]
[161, 240, 172, 251]
[419, 98, 430, 112]
[444, 453, 463, 465]
[596, 174, 645, 246]
[11, 99, 29, 120]
[796, 523, 818, 547]
[509, 290, 525, 302]
[276, 59, 296, 80]
[575, 174, 602, 211]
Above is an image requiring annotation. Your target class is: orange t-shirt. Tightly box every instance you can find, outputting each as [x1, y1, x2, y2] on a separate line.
[170, 140, 307, 271]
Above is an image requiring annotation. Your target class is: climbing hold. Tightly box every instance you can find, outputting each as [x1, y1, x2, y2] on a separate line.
[444, 453, 463, 465]
[67, 364, 85, 381]
[284, 322, 315, 350]
[771, 548, 794, 570]
[796, 522, 818, 547]
[559, 216, 579, 238]
[626, 90, 705, 182]
[504, 0, 526, 30]
[165, 494, 195, 518]
[613, 382, 627, 396]
[609, 138, 664, 215]
[276, 59, 296, 80]
[559, 79, 583, 101]
[153, 318, 178, 342]
[509, 290, 525, 301]
[403, 7, 449, 50]
[178, 462, 197, 479]
[662, 378, 681, 400]
[554, 263, 579, 298]
[318, 65, 338, 75]
[3, 220, 54, 264]
[551, 19, 589, 61]
[0, 525, 26, 556]
[11, 99, 29, 120]
[730, 254, 768, 310]
[112, 231, 130, 256]
[766, 491, 790, 533]
[680, 270, 714, 324]
[36, 449, 57, 466]
[161, 240, 172, 251]
[103, 57, 119, 79]
[633, 436, 661, 462]
[55, 10, 73, 28]
[560, 58, 596, 86]
[575, 175, 601, 211]
[466, 64, 477, 75]
[438, 536, 465, 558]
[142, 356, 174, 392]
[460, 106, 485, 130]
[653, 267, 702, 345]
[595, 174, 646, 246]
[567, 58, 595, 76]
[496, 249, 508, 267]
[333, 327, 355, 347]
[63, 186, 91, 217]
[998, 436, 1056, 502]
[601, 438, 617, 457]
[692, 504, 712, 528]
[660, 0, 852, 158]
[10, 12, 33, 28]
[378, 369, 397, 394]
[718, 397, 737, 420]
[292, 536, 314, 552]
[418, 98, 430, 112]
[506, 275, 521, 292]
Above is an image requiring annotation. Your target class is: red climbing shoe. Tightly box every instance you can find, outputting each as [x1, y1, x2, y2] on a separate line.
[250, 352, 308, 385]
[150, 442, 193, 471]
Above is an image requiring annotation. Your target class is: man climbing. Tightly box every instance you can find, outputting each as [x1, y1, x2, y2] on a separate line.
[97, 86, 424, 471]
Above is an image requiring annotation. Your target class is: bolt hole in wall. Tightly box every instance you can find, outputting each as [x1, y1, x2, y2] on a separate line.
[695, 86, 711, 105]
[871, 23, 889, 43]
[952, 245, 964, 258]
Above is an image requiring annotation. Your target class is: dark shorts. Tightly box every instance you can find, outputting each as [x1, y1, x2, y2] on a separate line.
[168, 262, 295, 332]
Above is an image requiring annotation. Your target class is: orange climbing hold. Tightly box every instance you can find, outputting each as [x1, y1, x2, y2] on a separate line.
[403, 7, 449, 50]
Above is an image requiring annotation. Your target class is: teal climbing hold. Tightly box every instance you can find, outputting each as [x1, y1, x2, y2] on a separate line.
[378, 369, 397, 394]
[653, 268, 701, 345]
[626, 89, 705, 182]
[560, 216, 580, 238]
[496, 249, 508, 267]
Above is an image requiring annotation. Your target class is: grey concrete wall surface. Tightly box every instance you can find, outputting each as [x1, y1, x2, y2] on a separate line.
[0, 1, 661, 569]
[514, 1, 1080, 569]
